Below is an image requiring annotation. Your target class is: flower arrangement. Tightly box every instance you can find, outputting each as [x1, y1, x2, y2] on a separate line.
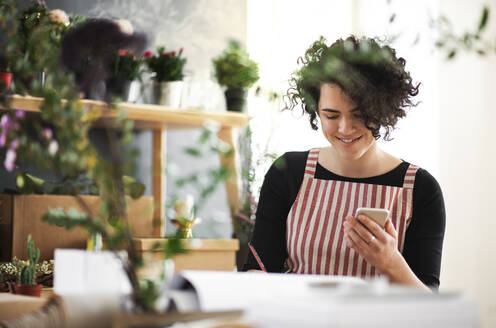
[145, 46, 187, 82]
[212, 40, 259, 89]
[109, 49, 143, 82]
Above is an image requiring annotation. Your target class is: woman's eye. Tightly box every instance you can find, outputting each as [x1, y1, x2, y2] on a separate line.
[326, 116, 338, 120]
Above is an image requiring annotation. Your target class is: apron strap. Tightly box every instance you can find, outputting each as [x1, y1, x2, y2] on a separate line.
[402, 164, 419, 189]
[304, 148, 320, 177]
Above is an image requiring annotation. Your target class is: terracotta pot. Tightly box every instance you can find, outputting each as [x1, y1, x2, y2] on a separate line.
[12, 283, 43, 297]
[0, 72, 13, 91]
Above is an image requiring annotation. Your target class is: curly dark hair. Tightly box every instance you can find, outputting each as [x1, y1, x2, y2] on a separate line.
[285, 35, 420, 140]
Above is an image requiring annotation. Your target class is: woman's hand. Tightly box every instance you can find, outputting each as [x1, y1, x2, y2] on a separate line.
[343, 214, 402, 275]
[343, 214, 430, 291]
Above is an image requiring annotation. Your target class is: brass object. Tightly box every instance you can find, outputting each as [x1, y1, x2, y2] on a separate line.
[171, 217, 199, 239]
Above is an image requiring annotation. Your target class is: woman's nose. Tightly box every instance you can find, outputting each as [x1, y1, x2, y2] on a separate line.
[338, 117, 355, 134]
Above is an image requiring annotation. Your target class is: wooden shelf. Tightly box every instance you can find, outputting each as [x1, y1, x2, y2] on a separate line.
[0, 95, 250, 130]
[0, 95, 249, 237]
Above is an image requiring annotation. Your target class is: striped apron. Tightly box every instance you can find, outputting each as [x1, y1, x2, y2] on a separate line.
[285, 148, 418, 278]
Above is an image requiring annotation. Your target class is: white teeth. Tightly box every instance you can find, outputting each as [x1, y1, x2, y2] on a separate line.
[339, 137, 359, 143]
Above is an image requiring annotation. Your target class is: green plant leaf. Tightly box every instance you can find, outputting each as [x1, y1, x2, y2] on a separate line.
[184, 147, 202, 157]
[478, 6, 489, 31]
[447, 49, 457, 59]
[123, 175, 145, 199]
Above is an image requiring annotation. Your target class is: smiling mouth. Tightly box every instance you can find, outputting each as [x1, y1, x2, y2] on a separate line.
[337, 136, 362, 144]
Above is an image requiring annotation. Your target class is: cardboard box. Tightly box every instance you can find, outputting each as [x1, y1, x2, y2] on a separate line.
[134, 238, 239, 278]
[0, 194, 154, 261]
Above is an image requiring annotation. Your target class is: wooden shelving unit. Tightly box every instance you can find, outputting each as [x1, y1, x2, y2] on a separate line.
[0, 95, 250, 236]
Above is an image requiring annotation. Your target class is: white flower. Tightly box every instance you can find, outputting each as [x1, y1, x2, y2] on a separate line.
[48, 140, 59, 155]
[203, 119, 221, 133]
[114, 19, 134, 35]
[49, 9, 70, 26]
[174, 194, 194, 219]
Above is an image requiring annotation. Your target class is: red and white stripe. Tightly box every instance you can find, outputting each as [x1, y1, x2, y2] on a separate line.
[285, 148, 418, 278]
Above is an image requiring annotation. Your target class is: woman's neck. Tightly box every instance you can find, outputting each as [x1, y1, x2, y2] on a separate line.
[319, 145, 400, 178]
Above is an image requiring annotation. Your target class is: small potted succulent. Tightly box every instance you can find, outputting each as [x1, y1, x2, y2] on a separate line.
[212, 40, 259, 112]
[106, 49, 143, 101]
[12, 235, 43, 297]
[145, 46, 187, 108]
[0, 53, 12, 92]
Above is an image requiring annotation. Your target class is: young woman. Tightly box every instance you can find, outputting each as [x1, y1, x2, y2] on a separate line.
[243, 36, 445, 291]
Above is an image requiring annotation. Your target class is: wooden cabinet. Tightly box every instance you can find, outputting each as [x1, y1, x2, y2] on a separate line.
[0, 194, 154, 261]
[0, 95, 250, 237]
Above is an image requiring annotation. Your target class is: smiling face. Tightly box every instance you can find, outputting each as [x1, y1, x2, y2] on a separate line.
[318, 83, 377, 161]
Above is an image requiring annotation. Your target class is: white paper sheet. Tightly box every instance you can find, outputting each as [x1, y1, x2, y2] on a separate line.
[169, 270, 479, 328]
[54, 249, 131, 295]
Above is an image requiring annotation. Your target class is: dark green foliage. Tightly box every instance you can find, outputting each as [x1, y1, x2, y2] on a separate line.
[146, 46, 186, 82]
[212, 40, 259, 89]
[109, 50, 143, 82]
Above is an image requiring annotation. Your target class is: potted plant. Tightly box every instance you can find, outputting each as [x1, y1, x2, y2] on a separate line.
[0, 53, 12, 92]
[106, 49, 143, 101]
[145, 46, 187, 107]
[11, 235, 43, 297]
[212, 40, 259, 112]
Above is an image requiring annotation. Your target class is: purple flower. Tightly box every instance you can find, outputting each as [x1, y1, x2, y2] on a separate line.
[0, 132, 6, 147]
[4, 148, 16, 171]
[15, 110, 25, 119]
[9, 139, 19, 150]
[42, 128, 53, 140]
[0, 114, 10, 130]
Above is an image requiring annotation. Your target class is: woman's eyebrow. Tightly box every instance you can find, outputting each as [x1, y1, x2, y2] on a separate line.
[321, 107, 359, 113]
[321, 108, 339, 113]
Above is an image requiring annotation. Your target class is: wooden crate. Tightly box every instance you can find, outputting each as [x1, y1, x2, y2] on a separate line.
[0, 194, 154, 261]
[134, 238, 239, 278]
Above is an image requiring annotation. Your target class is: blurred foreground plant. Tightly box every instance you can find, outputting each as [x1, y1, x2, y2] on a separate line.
[0, 0, 183, 312]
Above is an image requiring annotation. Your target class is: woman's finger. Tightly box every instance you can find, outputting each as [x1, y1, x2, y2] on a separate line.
[385, 219, 398, 239]
[349, 216, 375, 244]
[346, 225, 369, 252]
[356, 214, 387, 242]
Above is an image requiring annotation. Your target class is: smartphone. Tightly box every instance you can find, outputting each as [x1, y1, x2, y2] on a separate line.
[354, 207, 390, 228]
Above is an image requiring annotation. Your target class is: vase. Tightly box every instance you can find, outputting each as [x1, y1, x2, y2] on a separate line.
[152, 81, 184, 108]
[224, 87, 247, 112]
[106, 78, 132, 101]
[0, 72, 12, 91]
[12, 283, 43, 297]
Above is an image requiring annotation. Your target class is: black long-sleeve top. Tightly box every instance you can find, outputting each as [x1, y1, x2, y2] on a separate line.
[243, 151, 446, 289]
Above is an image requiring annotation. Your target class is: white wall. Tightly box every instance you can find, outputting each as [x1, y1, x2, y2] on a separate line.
[250, 0, 496, 327]
[437, 1, 496, 327]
